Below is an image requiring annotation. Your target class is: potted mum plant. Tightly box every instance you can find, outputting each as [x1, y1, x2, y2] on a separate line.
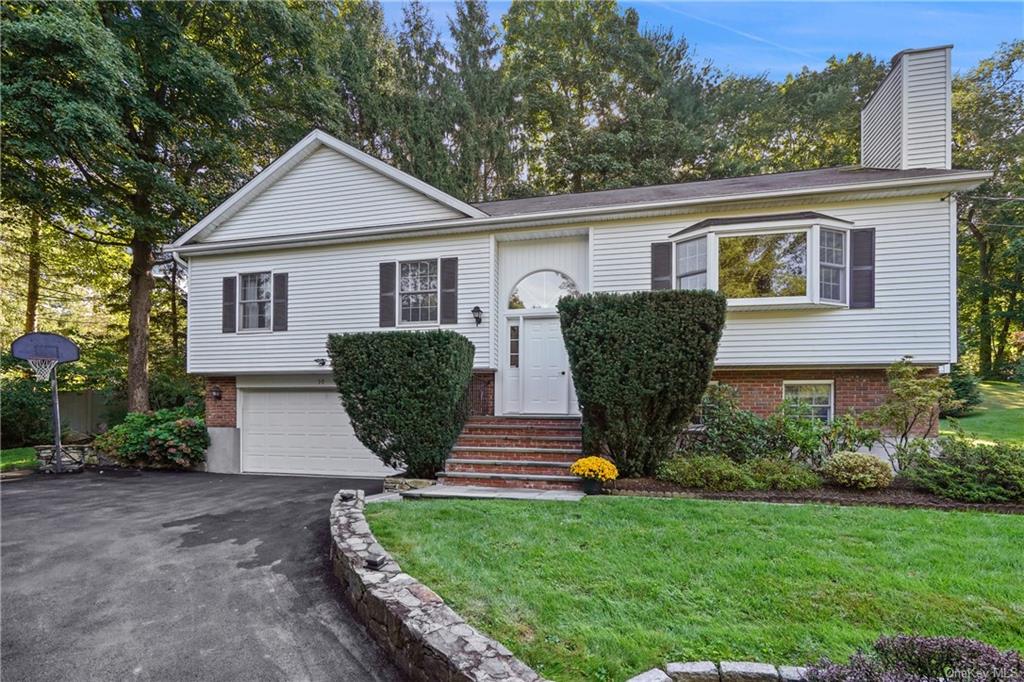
[569, 456, 619, 495]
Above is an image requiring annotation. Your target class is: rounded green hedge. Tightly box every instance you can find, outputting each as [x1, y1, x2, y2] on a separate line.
[327, 330, 474, 479]
[558, 290, 726, 477]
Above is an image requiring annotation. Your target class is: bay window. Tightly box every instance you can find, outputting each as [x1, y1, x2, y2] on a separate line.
[672, 214, 853, 309]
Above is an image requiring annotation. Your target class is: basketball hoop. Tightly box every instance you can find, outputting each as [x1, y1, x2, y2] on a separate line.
[11, 332, 82, 474]
[27, 357, 59, 382]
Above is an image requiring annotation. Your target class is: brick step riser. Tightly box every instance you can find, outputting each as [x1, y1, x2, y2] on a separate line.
[439, 476, 580, 491]
[456, 437, 582, 449]
[450, 450, 581, 463]
[461, 427, 583, 438]
[467, 417, 582, 427]
[446, 463, 571, 476]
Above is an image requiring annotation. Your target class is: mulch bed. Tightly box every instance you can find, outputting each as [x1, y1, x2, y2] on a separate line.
[607, 478, 1024, 515]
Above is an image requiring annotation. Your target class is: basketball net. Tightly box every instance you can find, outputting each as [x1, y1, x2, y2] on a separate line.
[27, 358, 58, 382]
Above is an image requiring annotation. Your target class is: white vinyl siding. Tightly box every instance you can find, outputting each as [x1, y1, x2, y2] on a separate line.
[861, 64, 903, 169]
[903, 49, 952, 170]
[590, 197, 953, 366]
[203, 146, 462, 243]
[187, 234, 491, 373]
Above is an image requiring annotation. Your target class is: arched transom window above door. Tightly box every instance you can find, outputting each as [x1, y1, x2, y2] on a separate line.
[508, 270, 580, 309]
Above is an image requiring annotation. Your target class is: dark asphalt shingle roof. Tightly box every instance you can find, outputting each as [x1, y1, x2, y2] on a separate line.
[471, 166, 969, 218]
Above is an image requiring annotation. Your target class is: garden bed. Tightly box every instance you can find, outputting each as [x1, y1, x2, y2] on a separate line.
[608, 477, 1024, 514]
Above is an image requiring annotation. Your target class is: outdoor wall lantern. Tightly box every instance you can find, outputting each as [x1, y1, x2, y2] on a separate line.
[209, 385, 223, 401]
[471, 305, 483, 326]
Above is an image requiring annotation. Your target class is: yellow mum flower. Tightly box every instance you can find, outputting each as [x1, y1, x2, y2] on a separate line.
[569, 456, 619, 482]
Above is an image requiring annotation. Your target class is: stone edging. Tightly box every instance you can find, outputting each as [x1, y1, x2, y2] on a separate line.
[329, 489, 548, 682]
[628, 661, 807, 682]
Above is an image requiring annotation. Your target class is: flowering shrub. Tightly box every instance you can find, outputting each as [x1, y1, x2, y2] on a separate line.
[807, 634, 1024, 682]
[823, 451, 893, 490]
[570, 456, 619, 482]
[94, 407, 208, 469]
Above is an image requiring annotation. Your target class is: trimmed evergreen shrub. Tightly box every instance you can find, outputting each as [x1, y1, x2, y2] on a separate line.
[744, 457, 823, 491]
[558, 290, 726, 477]
[94, 405, 208, 469]
[657, 454, 821, 492]
[823, 451, 894, 490]
[942, 364, 983, 417]
[327, 330, 474, 479]
[903, 434, 1024, 503]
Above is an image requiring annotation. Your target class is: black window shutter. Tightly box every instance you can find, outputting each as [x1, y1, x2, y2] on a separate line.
[651, 242, 673, 290]
[379, 262, 396, 327]
[440, 258, 458, 324]
[221, 277, 236, 333]
[272, 273, 288, 331]
[850, 228, 876, 309]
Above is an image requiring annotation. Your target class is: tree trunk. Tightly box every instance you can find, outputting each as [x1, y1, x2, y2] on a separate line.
[993, 272, 1020, 370]
[24, 214, 41, 334]
[127, 236, 154, 412]
[977, 236, 993, 376]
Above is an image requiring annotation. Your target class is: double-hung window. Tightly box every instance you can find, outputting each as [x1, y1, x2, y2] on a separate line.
[784, 381, 834, 421]
[672, 214, 853, 309]
[239, 272, 272, 331]
[399, 259, 438, 323]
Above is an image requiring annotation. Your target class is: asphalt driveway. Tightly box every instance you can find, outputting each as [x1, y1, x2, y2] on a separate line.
[1, 471, 403, 681]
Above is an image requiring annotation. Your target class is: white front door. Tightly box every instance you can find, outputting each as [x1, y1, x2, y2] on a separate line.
[521, 317, 571, 414]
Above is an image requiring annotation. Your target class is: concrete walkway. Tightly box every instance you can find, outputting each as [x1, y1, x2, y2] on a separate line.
[400, 484, 584, 501]
[1, 471, 402, 682]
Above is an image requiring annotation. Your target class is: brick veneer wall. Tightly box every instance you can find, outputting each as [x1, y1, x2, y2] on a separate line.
[710, 367, 939, 436]
[468, 369, 495, 416]
[204, 376, 237, 428]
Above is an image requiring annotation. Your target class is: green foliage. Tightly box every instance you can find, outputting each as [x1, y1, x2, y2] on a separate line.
[865, 358, 959, 469]
[686, 385, 792, 462]
[94, 406, 208, 469]
[657, 454, 821, 492]
[943, 364, 984, 417]
[558, 290, 726, 477]
[903, 433, 1024, 503]
[0, 447, 37, 472]
[658, 455, 752, 491]
[823, 451, 894, 490]
[326, 331, 474, 479]
[0, 370, 51, 448]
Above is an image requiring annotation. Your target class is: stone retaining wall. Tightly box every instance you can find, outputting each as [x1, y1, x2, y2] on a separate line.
[329, 490, 548, 682]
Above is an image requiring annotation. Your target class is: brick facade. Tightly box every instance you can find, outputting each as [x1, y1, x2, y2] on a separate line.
[710, 366, 939, 435]
[204, 376, 237, 428]
[468, 369, 496, 416]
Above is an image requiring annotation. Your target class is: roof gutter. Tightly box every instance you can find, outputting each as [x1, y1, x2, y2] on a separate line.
[167, 169, 990, 256]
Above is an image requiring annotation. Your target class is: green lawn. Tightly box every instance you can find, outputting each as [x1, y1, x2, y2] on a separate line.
[0, 447, 37, 472]
[941, 380, 1024, 445]
[366, 498, 1024, 681]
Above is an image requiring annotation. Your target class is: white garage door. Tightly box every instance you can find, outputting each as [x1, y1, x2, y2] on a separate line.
[240, 389, 394, 477]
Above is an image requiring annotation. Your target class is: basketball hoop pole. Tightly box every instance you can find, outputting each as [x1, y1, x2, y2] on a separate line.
[49, 365, 63, 473]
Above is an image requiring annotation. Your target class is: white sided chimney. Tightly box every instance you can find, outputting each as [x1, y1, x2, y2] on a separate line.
[860, 45, 953, 170]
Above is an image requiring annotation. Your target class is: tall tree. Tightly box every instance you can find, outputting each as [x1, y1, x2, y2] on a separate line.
[954, 40, 1024, 376]
[448, 0, 517, 201]
[2, 0, 336, 410]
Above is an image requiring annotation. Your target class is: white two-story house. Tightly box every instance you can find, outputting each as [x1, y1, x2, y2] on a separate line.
[169, 45, 988, 479]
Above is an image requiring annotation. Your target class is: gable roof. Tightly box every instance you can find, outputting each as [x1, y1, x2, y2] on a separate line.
[472, 166, 974, 218]
[172, 130, 487, 247]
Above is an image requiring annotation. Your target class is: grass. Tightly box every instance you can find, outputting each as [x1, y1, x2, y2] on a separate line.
[0, 447, 37, 472]
[941, 380, 1024, 445]
[366, 497, 1024, 681]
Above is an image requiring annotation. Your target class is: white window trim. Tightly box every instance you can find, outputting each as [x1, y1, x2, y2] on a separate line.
[396, 257, 442, 328]
[673, 220, 853, 310]
[782, 379, 835, 422]
[237, 270, 274, 334]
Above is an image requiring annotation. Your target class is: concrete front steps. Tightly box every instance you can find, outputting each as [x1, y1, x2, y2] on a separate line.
[439, 416, 584, 491]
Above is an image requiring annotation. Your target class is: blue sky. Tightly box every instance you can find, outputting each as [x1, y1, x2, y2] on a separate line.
[379, 1, 1023, 80]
